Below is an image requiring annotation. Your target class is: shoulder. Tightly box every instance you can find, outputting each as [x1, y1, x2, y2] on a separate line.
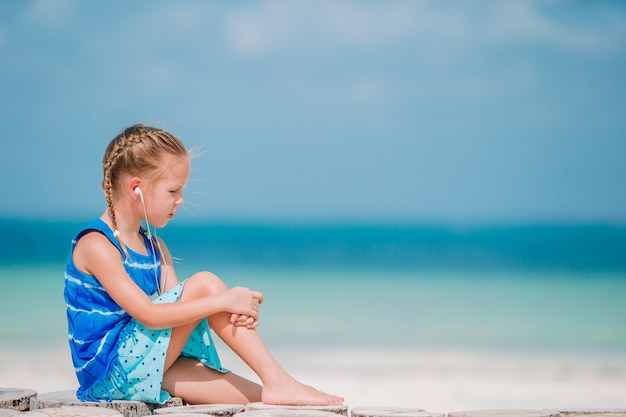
[73, 231, 123, 276]
[75, 230, 116, 248]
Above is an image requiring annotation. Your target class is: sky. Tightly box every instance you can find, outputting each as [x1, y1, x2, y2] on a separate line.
[1, 0, 625, 224]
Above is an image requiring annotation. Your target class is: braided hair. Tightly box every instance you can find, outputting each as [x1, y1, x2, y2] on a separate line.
[101, 124, 188, 246]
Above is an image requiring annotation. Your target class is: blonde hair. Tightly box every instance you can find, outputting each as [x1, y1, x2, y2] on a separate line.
[102, 124, 188, 236]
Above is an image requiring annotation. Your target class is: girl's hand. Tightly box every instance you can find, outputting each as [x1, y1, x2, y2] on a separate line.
[230, 314, 259, 329]
[224, 286, 263, 318]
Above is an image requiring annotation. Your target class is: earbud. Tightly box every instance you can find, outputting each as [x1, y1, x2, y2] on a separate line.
[134, 187, 145, 206]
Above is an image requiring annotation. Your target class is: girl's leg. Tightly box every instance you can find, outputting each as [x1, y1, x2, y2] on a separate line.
[208, 304, 343, 405]
[163, 272, 343, 406]
[162, 356, 261, 404]
[162, 272, 261, 404]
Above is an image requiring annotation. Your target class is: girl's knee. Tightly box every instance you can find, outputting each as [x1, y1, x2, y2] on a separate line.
[185, 271, 227, 297]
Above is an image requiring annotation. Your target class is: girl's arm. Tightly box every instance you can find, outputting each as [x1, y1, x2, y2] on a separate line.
[72, 232, 262, 330]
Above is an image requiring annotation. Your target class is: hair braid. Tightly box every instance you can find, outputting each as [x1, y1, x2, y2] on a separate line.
[102, 132, 134, 251]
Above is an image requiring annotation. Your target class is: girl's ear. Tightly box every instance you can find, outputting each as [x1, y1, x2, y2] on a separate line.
[127, 177, 142, 198]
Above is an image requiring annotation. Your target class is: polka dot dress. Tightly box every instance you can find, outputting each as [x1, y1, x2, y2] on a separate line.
[86, 280, 229, 404]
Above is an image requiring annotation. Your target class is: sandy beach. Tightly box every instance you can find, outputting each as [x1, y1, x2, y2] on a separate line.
[1, 344, 625, 412]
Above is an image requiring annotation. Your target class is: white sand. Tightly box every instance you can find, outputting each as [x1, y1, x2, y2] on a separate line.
[1, 345, 625, 412]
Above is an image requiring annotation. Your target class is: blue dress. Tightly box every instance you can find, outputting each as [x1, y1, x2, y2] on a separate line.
[64, 218, 227, 404]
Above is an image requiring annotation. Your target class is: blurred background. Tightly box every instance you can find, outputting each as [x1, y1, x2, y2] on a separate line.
[1, 0, 626, 410]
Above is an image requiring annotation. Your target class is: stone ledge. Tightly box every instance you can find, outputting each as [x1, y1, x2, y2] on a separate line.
[0, 387, 38, 411]
[238, 410, 341, 417]
[22, 405, 123, 417]
[154, 405, 245, 417]
[551, 410, 626, 417]
[448, 411, 561, 417]
[2, 387, 626, 417]
[246, 402, 348, 416]
[29, 390, 183, 417]
[350, 407, 442, 417]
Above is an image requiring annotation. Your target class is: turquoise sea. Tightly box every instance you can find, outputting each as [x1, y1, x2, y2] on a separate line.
[1, 218, 625, 353]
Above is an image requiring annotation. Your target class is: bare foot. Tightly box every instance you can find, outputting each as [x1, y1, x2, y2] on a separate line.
[261, 375, 343, 406]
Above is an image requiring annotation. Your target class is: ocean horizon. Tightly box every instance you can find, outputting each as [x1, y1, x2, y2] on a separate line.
[2, 217, 626, 271]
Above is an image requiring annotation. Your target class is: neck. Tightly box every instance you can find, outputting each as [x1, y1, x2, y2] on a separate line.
[101, 209, 151, 256]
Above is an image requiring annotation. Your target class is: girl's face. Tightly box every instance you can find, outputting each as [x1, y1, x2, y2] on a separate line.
[144, 156, 190, 228]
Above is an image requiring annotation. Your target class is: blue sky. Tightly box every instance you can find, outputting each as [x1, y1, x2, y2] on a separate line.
[1, 0, 625, 224]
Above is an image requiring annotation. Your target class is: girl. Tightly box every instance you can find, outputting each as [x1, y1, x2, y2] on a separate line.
[64, 124, 343, 406]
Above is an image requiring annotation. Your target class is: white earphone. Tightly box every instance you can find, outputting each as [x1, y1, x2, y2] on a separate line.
[134, 187, 144, 203]
[134, 185, 168, 295]
[135, 187, 149, 233]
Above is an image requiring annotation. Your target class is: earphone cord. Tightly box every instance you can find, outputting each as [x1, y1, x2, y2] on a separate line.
[140, 199, 167, 296]
[152, 229, 168, 295]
